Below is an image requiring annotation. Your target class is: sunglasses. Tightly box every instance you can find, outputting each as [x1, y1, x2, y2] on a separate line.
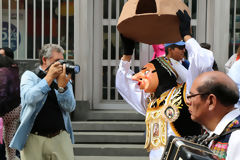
[175, 45, 185, 50]
[187, 92, 209, 100]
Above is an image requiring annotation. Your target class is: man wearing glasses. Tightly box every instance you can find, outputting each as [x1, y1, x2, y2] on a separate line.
[186, 71, 240, 160]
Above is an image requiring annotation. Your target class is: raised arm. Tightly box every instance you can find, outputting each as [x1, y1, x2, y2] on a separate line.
[177, 10, 214, 92]
[116, 34, 148, 116]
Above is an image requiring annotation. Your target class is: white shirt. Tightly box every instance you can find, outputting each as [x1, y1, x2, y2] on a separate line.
[116, 38, 214, 160]
[228, 60, 240, 108]
[225, 53, 238, 73]
[185, 38, 214, 92]
[208, 109, 240, 160]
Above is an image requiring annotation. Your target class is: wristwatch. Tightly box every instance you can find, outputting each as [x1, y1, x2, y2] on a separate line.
[58, 86, 67, 93]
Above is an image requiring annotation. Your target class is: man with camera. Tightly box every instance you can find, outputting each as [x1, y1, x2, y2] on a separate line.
[10, 44, 76, 160]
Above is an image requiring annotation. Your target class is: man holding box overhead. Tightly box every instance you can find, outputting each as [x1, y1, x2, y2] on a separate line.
[116, 10, 214, 160]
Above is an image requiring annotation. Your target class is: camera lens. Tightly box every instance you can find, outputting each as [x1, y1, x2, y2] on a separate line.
[58, 60, 80, 74]
[74, 65, 80, 74]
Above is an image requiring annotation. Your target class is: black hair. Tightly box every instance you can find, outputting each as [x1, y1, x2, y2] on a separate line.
[197, 79, 239, 106]
[150, 57, 177, 98]
[0, 54, 15, 67]
[200, 43, 211, 50]
[0, 47, 14, 59]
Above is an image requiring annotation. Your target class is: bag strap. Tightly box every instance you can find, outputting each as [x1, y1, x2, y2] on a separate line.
[201, 127, 240, 146]
[33, 67, 58, 90]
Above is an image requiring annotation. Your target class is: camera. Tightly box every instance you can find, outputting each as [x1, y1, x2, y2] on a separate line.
[58, 60, 80, 74]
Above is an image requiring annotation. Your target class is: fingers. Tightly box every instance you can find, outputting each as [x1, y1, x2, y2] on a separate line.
[52, 61, 61, 66]
[184, 10, 191, 21]
[62, 64, 66, 75]
[176, 9, 184, 20]
[66, 73, 72, 81]
[176, 10, 190, 21]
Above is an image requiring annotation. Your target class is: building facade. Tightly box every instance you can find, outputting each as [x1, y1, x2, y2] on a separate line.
[0, 0, 239, 111]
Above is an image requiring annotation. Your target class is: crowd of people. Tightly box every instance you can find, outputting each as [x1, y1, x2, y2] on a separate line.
[0, 7, 240, 160]
[116, 9, 240, 160]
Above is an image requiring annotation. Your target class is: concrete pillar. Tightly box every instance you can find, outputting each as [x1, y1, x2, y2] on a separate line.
[207, 0, 230, 71]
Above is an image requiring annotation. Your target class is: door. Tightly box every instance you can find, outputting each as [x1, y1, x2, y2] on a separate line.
[92, 0, 200, 109]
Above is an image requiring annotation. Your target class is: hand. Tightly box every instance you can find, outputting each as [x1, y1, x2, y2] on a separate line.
[57, 64, 71, 88]
[46, 61, 63, 80]
[120, 34, 135, 55]
[176, 10, 191, 39]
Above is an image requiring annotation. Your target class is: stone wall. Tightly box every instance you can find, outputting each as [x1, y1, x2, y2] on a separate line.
[16, 60, 39, 77]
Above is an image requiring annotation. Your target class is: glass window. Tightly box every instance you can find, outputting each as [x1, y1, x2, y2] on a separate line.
[229, 0, 240, 58]
[1, 0, 74, 60]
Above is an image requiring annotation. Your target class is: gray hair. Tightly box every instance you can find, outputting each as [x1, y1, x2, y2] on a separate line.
[39, 44, 64, 65]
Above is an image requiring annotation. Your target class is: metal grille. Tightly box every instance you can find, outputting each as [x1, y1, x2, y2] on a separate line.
[101, 0, 197, 102]
[102, 0, 140, 101]
[184, 0, 198, 38]
[229, 0, 240, 57]
[0, 0, 74, 60]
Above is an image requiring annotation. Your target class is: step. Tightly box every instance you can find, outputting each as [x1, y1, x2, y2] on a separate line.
[74, 156, 148, 160]
[87, 110, 145, 121]
[72, 121, 145, 132]
[74, 132, 145, 144]
[73, 144, 148, 156]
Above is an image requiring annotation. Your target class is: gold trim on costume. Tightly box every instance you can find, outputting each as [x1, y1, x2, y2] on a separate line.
[144, 84, 185, 151]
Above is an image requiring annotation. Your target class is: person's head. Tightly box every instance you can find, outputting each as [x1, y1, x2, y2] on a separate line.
[200, 43, 211, 50]
[0, 54, 15, 67]
[0, 47, 14, 59]
[132, 57, 177, 97]
[39, 44, 64, 70]
[186, 71, 239, 131]
[164, 41, 185, 61]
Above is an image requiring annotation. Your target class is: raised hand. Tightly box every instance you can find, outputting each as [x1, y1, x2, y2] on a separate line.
[46, 61, 63, 80]
[57, 64, 71, 88]
[120, 34, 135, 55]
[176, 10, 191, 39]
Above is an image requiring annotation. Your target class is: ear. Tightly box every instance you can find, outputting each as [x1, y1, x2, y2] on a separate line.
[168, 47, 172, 52]
[42, 56, 47, 64]
[208, 94, 217, 111]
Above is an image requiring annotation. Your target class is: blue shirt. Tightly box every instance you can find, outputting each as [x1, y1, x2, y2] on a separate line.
[10, 70, 76, 150]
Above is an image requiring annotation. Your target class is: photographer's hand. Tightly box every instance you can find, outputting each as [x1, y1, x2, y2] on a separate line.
[57, 64, 71, 89]
[45, 61, 63, 86]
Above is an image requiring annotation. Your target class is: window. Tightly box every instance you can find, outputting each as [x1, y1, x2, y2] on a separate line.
[229, 0, 240, 57]
[0, 0, 74, 60]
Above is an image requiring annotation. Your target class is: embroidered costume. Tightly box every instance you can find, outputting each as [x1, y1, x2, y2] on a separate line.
[116, 38, 214, 160]
[144, 57, 201, 152]
[209, 110, 240, 160]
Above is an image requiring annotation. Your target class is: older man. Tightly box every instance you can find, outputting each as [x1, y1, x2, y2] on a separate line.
[186, 71, 240, 160]
[10, 44, 76, 160]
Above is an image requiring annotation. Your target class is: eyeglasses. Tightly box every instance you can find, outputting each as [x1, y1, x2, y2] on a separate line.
[176, 45, 185, 50]
[187, 92, 209, 100]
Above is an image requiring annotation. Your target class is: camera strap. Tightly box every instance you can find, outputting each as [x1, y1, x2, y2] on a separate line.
[33, 67, 59, 90]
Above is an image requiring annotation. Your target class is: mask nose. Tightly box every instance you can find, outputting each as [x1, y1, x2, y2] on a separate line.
[132, 72, 144, 81]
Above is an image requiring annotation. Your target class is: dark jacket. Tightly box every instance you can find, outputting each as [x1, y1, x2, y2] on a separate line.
[0, 55, 20, 116]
